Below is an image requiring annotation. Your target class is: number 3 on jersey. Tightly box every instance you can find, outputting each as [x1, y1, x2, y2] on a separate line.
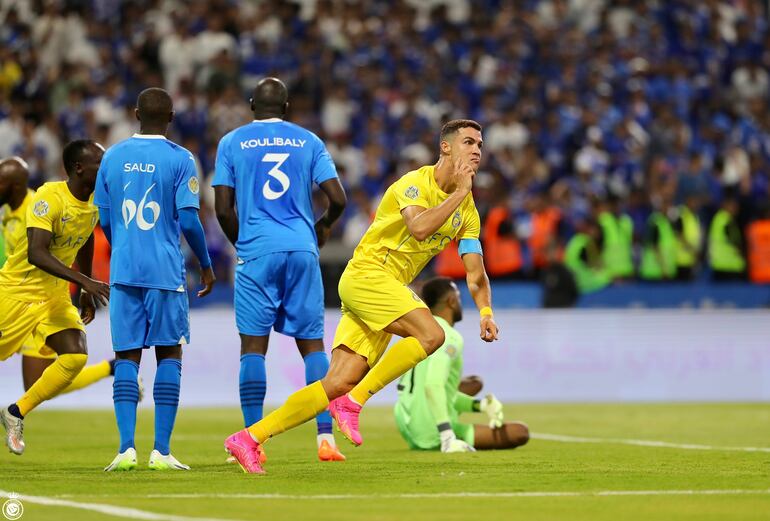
[262, 153, 290, 200]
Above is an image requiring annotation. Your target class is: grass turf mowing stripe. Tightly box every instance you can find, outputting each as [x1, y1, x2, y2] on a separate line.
[532, 433, 770, 452]
[48, 490, 770, 500]
[0, 490, 244, 521]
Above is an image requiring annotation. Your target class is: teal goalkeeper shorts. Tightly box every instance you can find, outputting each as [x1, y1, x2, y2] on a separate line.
[393, 402, 474, 450]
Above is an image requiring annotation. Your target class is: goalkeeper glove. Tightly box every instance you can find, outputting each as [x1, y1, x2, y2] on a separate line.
[479, 394, 504, 429]
[439, 423, 475, 453]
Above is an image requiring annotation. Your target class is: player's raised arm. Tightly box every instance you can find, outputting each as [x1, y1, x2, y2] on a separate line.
[461, 251, 498, 342]
[315, 177, 346, 248]
[400, 158, 474, 242]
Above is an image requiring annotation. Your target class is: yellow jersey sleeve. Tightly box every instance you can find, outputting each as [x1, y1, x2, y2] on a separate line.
[459, 198, 481, 240]
[392, 175, 432, 211]
[26, 190, 62, 233]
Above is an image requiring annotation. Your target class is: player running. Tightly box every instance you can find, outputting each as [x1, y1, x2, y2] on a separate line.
[225, 119, 498, 474]
[0, 142, 111, 455]
[0, 157, 127, 399]
[96, 88, 215, 471]
[213, 77, 347, 462]
[395, 277, 529, 452]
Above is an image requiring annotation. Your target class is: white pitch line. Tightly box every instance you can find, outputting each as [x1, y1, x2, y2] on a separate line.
[49, 489, 770, 500]
[532, 433, 770, 452]
[0, 490, 245, 521]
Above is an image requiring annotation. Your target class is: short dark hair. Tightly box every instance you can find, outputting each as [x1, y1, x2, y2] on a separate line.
[136, 87, 173, 125]
[62, 140, 98, 176]
[440, 119, 482, 142]
[421, 277, 456, 309]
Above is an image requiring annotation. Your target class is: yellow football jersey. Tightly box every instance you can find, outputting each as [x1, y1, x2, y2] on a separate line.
[346, 164, 480, 284]
[1, 189, 34, 261]
[0, 181, 98, 301]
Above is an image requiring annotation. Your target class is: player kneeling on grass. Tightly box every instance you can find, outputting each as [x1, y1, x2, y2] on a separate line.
[395, 277, 529, 452]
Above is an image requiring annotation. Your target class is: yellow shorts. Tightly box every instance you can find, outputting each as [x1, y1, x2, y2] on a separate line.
[0, 294, 84, 361]
[332, 269, 427, 367]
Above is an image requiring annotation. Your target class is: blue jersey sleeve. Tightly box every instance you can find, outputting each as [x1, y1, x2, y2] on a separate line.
[212, 133, 235, 188]
[175, 152, 201, 210]
[93, 162, 110, 208]
[311, 136, 338, 186]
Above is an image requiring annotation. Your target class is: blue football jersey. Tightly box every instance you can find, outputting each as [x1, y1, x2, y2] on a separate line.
[94, 134, 200, 290]
[212, 119, 338, 261]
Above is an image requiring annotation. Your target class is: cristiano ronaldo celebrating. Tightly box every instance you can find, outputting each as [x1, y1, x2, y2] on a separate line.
[225, 119, 499, 474]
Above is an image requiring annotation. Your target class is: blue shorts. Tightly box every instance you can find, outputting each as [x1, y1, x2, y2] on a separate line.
[235, 251, 324, 339]
[110, 284, 190, 351]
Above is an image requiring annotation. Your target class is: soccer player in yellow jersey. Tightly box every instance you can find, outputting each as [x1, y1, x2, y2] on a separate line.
[0, 157, 119, 401]
[225, 119, 499, 474]
[0, 141, 111, 455]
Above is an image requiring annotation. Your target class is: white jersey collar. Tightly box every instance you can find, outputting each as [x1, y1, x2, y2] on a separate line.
[252, 118, 283, 123]
[132, 133, 167, 139]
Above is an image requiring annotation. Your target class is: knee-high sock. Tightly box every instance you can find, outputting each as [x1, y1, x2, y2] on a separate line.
[239, 354, 266, 427]
[349, 337, 427, 406]
[153, 358, 182, 455]
[303, 351, 333, 435]
[16, 353, 88, 416]
[61, 360, 112, 394]
[248, 381, 328, 444]
[112, 359, 140, 452]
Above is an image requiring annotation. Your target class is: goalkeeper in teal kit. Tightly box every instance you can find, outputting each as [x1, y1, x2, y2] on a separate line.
[395, 277, 529, 452]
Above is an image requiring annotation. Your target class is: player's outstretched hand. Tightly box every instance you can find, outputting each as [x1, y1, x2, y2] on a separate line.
[441, 436, 476, 453]
[197, 266, 216, 298]
[79, 293, 97, 324]
[480, 393, 504, 429]
[452, 157, 475, 194]
[479, 315, 498, 342]
[82, 277, 110, 306]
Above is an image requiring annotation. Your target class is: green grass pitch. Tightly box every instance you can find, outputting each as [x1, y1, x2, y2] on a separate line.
[1, 404, 769, 521]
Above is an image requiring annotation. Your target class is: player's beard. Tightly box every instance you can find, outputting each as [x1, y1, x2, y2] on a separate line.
[452, 304, 463, 323]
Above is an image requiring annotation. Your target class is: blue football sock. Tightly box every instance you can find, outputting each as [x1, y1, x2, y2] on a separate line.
[304, 351, 333, 435]
[239, 353, 266, 427]
[112, 359, 140, 453]
[153, 358, 182, 455]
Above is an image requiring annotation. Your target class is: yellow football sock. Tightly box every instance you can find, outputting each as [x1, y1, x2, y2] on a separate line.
[16, 353, 87, 416]
[349, 337, 427, 406]
[248, 381, 329, 444]
[61, 359, 111, 394]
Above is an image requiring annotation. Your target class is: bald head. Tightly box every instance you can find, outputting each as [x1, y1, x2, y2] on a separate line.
[136, 87, 174, 131]
[251, 77, 289, 117]
[0, 157, 29, 208]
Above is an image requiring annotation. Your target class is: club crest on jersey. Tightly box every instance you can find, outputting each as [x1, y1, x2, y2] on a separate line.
[33, 200, 49, 217]
[405, 185, 419, 200]
[188, 176, 200, 195]
[452, 210, 461, 229]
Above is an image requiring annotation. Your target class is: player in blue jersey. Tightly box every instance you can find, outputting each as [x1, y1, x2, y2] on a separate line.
[95, 88, 215, 471]
[213, 78, 347, 463]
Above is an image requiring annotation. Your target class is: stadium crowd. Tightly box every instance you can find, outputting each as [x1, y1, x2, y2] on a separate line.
[1, 0, 770, 290]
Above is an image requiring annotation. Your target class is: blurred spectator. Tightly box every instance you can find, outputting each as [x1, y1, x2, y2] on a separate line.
[708, 195, 746, 281]
[564, 219, 612, 294]
[0, 0, 769, 284]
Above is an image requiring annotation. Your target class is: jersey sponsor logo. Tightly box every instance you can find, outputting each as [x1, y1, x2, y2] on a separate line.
[188, 176, 200, 195]
[405, 185, 419, 200]
[452, 210, 462, 229]
[445, 345, 458, 358]
[240, 137, 307, 150]
[61, 215, 72, 223]
[123, 162, 156, 173]
[33, 200, 49, 217]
